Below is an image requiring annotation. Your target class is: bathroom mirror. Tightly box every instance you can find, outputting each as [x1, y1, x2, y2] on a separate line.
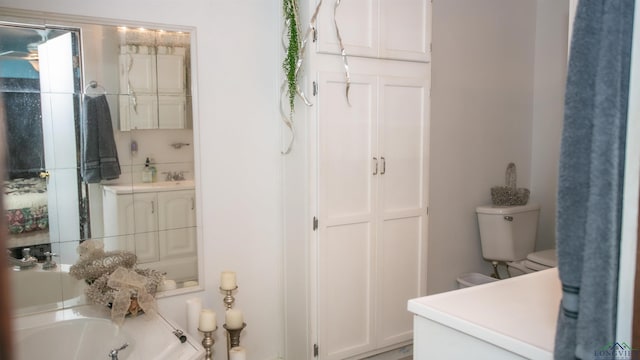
[0, 12, 200, 316]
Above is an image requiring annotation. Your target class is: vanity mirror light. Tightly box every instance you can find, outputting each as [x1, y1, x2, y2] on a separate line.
[0, 9, 201, 316]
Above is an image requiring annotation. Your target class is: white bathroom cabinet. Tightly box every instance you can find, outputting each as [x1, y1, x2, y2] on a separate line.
[118, 45, 187, 130]
[102, 185, 197, 282]
[284, 2, 430, 358]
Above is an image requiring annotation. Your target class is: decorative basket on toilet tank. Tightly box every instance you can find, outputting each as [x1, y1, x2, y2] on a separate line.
[490, 163, 530, 206]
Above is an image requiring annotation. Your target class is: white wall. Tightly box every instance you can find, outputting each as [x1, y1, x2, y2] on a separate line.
[428, 0, 539, 294]
[530, 0, 569, 252]
[0, 1, 283, 359]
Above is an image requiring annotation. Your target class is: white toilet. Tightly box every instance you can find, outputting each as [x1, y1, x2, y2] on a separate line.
[475, 203, 557, 278]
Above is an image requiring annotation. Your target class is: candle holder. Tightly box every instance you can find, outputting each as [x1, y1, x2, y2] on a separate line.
[198, 326, 217, 360]
[220, 286, 238, 310]
[223, 323, 246, 358]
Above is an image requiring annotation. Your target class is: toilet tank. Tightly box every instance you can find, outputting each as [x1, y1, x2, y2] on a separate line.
[475, 203, 540, 262]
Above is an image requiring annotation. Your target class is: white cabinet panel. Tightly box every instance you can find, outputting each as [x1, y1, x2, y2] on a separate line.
[316, 0, 430, 62]
[378, 216, 424, 346]
[131, 192, 159, 263]
[320, 223, 375, 359]
[157, 189, 196, 230]
[157, 50, 186, 94]
[379, 77, 428, 213]
[119, 94, 158, 131]
[319, 73, 376, 221]
[118, 46, 187, 130]
[158, 95, 187, 129]
[379, 0, 430, 61]
[102, 188, 196, 271]
[119, 50, 157, 94]
[317, 0, 378, 58]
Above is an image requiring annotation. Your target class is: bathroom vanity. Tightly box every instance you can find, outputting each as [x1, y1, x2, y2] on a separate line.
[408, 269, 561, 359]
[102, 181, 197, 283]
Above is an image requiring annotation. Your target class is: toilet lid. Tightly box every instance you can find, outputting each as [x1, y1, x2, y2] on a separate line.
[526, 249, 557, 267]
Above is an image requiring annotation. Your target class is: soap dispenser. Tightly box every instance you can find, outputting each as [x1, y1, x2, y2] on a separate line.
[149, 158, 158, 182]
[142, 157, 152, 183]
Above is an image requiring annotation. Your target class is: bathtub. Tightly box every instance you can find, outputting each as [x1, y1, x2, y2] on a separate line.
[10, 264, 87, 316]
[13, 305, 205, 359]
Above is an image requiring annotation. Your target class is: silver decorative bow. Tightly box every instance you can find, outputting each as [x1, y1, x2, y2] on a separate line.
[107, 267, 158, 325]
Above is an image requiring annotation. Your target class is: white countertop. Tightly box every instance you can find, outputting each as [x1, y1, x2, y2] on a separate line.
[103, 180, 195, 194]
[408, 268, 561, 359]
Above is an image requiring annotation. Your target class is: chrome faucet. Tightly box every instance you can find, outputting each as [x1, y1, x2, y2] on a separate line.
[42, 251, 57, 270]
[108, 343, 128, 360]
[163, 171, 186, 181]
[8, 248, 38, 269]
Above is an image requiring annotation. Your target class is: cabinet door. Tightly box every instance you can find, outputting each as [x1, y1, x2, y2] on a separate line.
[156, 190, 197, 281]
[376, 74, 429, 347]
[315, 0, 430, 62]
[156, 49, 185, 94]
[108, 192, 159, 263]
[119, 94, 158, 130]
[157, 190, 196, 256]
[379, 0, 431, 62]
[158, 95, 186, 129]
[317, 72, 378, 360]
[119, 50, 157, 94]
[316, 0, 378, 58]
[131, 192, 160, 263]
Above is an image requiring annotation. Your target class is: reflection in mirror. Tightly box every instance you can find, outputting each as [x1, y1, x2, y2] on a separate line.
[1, 17, 198, 316]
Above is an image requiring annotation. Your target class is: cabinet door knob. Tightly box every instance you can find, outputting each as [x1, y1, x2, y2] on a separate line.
[373, 157, 378, 175]
[380, 157, 386, 175]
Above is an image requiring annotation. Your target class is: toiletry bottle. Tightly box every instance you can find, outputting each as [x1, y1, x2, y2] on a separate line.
[149, 158, 157, 182]
[142, 157, 152, 183]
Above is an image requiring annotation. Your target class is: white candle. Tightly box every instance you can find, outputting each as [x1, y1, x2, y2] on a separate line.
[186, 297, 202, 336]
[159, 279, 177, 291]
[225, 308, 244, 329]
[220, 271, 237, 290]
[229, 346, 247, 360]
[198, 309, 216, 332]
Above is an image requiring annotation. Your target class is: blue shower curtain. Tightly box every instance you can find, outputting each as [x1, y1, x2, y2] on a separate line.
[555, 1, 634, 359]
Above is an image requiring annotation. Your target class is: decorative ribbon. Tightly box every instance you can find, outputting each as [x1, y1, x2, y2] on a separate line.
[333, 0, 351, 105]
[107, 267, 158, 325]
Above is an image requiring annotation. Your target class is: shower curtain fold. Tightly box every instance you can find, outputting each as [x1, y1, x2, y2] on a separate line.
[555, 1, 634, 359]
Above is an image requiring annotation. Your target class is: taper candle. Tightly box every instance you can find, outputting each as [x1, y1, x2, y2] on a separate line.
[225, 308, 244, 329]
[229, 346, 247, 360]
[220, 271, 237, 290]
[199, 309, 216, 332]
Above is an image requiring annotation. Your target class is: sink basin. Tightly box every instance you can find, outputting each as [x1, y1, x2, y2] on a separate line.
[103, 180, 195, 194]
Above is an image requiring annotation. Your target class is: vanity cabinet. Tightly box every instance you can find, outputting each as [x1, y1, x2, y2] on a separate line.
[102, 185, 197, 282]
[315, 0, 431, 62]
[118, 45, 187, 130]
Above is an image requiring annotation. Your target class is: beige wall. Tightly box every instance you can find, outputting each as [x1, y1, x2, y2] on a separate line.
[427, 0, 568, 294]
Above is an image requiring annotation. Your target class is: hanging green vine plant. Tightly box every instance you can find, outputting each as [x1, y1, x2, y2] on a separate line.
[283, 0, 300, 118]
[280, 0, 322, 154]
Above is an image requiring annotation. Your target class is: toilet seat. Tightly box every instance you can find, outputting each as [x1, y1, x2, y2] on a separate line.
[524, 249, 557, 271]
[507, 249, 557, 274]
